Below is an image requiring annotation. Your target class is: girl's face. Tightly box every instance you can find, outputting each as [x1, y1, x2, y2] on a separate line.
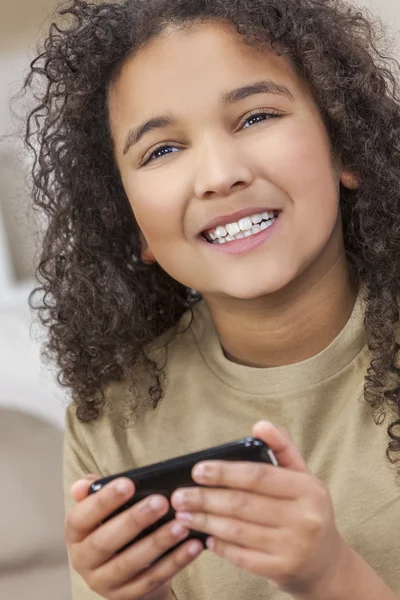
[109, 22, 356, 300]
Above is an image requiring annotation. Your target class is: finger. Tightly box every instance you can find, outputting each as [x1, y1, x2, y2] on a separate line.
[252, 421, 308, 472]
[207, 536, 285, 580]
[171, 487, 291, 527]
[175, 511, 283, 554]
[191, 460, 310, 498]
[66, 477, 135, 544]
[96, 520, 203, 591]
[82, 495, 171, 569]
[71, 475, 100, 502]
[106, 539, 203, 600]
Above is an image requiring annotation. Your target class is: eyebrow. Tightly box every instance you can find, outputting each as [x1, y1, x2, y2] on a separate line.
[122, 115, 175, 156]
[222, 79, 294, 104]
[122, 79, 294, 156]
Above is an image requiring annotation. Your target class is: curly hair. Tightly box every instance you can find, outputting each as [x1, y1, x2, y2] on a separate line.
[24, 0, 400, 462]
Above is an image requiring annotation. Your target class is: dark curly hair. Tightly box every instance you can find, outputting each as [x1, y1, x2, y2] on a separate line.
[24, 0, 400, 462]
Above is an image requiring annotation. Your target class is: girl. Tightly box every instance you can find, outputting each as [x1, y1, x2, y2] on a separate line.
[25, 0, 400, 599]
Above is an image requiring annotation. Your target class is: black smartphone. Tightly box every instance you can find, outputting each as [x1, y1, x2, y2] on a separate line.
[89, 436, 278, 555]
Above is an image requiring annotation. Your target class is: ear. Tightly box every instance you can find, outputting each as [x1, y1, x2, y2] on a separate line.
[139, 231, 157, 265]
[340, 168, 360, 190]
[141, 246, 157, 265]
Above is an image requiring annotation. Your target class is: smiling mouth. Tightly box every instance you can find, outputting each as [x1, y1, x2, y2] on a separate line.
[202, 210, 280, 244]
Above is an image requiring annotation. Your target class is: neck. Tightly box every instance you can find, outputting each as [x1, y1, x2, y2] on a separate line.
[204, 254, 358, 369]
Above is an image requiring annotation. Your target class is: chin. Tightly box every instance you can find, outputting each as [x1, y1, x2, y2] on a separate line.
[218, 272, 294, 301]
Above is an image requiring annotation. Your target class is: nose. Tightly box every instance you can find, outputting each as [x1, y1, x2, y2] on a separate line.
[194, 135, 253, 199]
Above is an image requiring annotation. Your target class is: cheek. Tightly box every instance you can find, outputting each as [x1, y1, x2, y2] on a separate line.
[123, 173, 187, 244]
[261, 118, 334, 187]
[256, 122, 339, 225]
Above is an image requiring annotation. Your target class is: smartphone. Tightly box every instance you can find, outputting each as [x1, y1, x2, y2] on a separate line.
[89, 436, 278, 556]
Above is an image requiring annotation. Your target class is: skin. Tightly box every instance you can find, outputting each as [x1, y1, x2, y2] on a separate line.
[66, 476, 201, 599]
[67, 422, 399, 600]
[66, 21, 398, 600]
[171, 422, 399, 600]
[108, 21, 359, 369]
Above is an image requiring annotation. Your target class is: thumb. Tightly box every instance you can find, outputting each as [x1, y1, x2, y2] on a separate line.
[252, 421, 308, 473]
[70, 474, 99, 502]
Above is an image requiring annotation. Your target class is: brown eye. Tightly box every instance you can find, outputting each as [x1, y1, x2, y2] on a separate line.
[242, 111, 281, 129]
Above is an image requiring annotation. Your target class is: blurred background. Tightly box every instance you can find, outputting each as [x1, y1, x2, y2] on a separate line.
[1, 2, 83, 598]
[0, 0, 399, 598]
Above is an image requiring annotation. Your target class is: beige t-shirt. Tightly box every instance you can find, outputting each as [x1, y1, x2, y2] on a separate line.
[64, 292, 400, 600]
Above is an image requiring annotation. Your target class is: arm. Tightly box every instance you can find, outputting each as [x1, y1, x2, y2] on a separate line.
[171, 421, 400, 600]
[293, 542, 399, 600]
[64, 404, 105, 600]
[64, 404, 182, 600]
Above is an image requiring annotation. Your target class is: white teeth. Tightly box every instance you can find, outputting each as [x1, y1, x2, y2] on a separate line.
[226, 222, 241, 236]
[239, 217, 253, 231]
[206, 211, 279, 244]
[215, 226, 227, 238]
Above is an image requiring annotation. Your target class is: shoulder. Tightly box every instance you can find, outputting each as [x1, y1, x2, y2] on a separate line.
[64, 300, 214, 476]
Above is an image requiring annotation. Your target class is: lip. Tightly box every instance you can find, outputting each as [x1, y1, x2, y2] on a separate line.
[200, 206, 280, 235]
[199, 212, 281, 255]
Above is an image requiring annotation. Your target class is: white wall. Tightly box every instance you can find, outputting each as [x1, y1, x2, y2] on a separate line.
[363, 0, 400, 22]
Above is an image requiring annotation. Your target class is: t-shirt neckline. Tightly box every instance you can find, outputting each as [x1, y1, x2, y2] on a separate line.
[189, 289, 367, 396]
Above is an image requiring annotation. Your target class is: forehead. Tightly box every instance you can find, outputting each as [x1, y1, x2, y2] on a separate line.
[108, 22, 304, 123]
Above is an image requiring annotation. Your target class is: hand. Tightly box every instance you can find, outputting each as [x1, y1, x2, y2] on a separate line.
[66, 475, 203, 600]
[171, 421, 347, 597]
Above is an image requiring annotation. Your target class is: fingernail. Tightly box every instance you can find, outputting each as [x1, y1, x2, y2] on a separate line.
[173, 490, 186, 506]
[115, 479, 132, 495]
[188, 541, 203, 556]
[149, 496, 165, 510]
[70, 479, 88, 494]
[193, 464, 207, 479]
[206, 537, 215, 550]
[176, 511, 193, 523]
[253, 420, 272, 433]
[171, 523, 187, 537]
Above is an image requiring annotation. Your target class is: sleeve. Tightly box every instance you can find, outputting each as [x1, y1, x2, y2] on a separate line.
[64, 403, 178, 600]
[64, 403, 104, 600]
